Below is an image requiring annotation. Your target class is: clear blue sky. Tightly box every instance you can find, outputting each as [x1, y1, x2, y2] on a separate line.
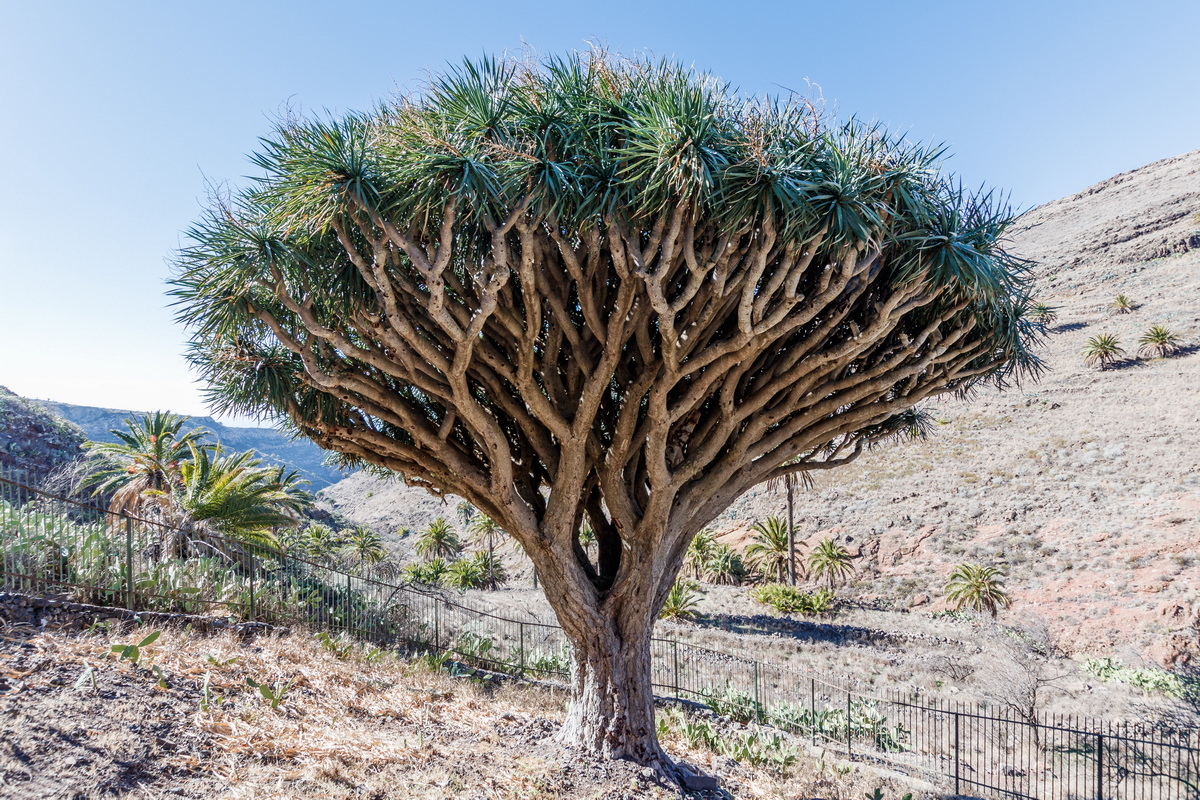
[1, 0, 1196, 423]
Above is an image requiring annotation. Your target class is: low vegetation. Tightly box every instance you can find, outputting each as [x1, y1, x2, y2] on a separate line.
[1137, 325, 1182, 358]
[1082, 333, 1125, 369]
[751, 583, 835, 615]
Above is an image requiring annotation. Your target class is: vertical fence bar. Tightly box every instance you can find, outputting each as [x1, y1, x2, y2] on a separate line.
[1096, 731, 1104, 800]
[518, 622, 525, 674]
[954, 707, 961, 797]
[248, 556, 256, 621]
[124, 517, 134, 611]
[847, 690, 852, 758]
[810, 678, 816, 747]
[672, 640, 680, 697]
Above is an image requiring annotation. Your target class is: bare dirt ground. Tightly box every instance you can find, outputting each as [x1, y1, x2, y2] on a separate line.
[319, 149, 1200, 677]
[0, 614, 926, 800]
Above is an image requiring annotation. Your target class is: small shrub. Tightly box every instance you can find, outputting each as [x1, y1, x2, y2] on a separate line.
[699, 685, 764, 723]
[1108, 294, 1134, 314]
[523, 643, 573, 679]
[1029, 302, 1059, 327]
[751, 584, 834, 615]
[452, 630, 496, 663]
[1082, 334, 1124, 369]
[660, 578, 701, 620]
[1083, 657, 1187, 697]
[400, 557, 449, 586]
[245, 676, 293, 710]
[110, 630, 161, 666]
[1137, 325, 1181, 359]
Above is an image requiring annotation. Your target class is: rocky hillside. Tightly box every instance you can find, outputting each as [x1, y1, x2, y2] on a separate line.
[0, 386, 87, 488]
[316, 150, 1200, 664]
[38, 399, 346, 489]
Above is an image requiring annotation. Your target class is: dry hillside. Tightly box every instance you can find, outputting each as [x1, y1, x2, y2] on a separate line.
[318, 150, 1200, 666]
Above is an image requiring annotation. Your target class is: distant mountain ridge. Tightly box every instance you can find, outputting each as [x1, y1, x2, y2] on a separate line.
[35, 399, 346, 489]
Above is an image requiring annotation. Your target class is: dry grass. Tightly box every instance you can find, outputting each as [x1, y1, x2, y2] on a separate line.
[1, 617, 930, 799]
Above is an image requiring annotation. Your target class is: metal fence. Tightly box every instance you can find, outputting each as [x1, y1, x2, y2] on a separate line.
[1, 470, 1197, 799]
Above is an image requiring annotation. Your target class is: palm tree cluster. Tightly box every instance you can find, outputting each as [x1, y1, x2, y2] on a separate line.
[404, 513, 509, 591]
[83, 413, 312, 558]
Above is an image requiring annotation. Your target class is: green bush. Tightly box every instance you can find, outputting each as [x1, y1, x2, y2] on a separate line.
[1083, 657, 1188, 697]
[699, 685, 764, 723]
[659, 578, 701, 620]
[400, 557, 449, 586]
[751, 584, 834, 615]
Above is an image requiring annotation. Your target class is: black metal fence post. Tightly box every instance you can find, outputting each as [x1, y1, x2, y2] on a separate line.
[124, 517, 134, 610]
[847, 690, 852, 758]
[672, 639, 680, 697]
[954, 709, 961, 797]
[810, 677, 817, 747]
[1096, 732, 1104, 800]
[248, 557, 256, 621]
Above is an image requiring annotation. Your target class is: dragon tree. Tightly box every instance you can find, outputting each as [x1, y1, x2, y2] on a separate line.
[172, 52, 1042, 776]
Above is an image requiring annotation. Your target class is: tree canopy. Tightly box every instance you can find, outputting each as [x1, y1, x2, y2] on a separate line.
[171, 50, 1043, 769]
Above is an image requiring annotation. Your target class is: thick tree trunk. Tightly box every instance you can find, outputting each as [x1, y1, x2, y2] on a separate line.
[786, 484, 796, 586]
[558, 610, 670, 770]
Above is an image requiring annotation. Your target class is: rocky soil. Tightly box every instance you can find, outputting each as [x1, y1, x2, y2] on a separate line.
[316, 149, 1200, 671]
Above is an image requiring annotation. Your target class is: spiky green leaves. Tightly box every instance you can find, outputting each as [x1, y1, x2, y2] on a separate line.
[1082, 334, 1125, 369]
[944, 563, 1010, 617]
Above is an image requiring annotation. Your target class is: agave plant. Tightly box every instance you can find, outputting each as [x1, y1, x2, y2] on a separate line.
[1137, 325, 1181, 359]
[944, 563, 1011, 617]
[1082, 334, 1125, 369]
[806, 538, 855, 589]
[1108, 294, 1134, 315]
[746, 516, 791, 584]
[415, 516, 461, 561]
[1028, 302, 1058, 328]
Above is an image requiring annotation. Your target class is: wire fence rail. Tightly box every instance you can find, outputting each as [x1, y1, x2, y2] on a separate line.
[1, 469, 1197, 799]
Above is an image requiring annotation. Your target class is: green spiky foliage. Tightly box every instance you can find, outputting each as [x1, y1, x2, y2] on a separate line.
[746, 515, 791, 583]
[1109, 294, 1134, 314]
[343, 525, 388, 573]
[150, 442, 311, 554]
[171, 51, 1042, 765]
[944, 563, 1010, 617]
[83, 412, 210, 516]
[684, 528, 717, 579]
[1029, 302, 1058, 328]
[1082, 334, 1125, 369]
[1137, 325, 1181, 359]
[704, 543, 749, 585]
[415, 516, 461, 561]
[468, 513, 507, 590]
[806, 538, 855, 589]
[300, 523, 343, 562]
[659, 578, 701, 620]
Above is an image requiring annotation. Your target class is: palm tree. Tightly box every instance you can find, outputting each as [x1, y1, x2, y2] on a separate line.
[468, 514, 507, 590]
[746, 516, 790, 584]
[150, 443, 311, 558]
[455, 501, 476, 529]
[301, 523, 343, 562]
[343, 526, 388, 574]
[1109, 294, 1134, 314]
[807, 538, 855, 589]
[83, 412, 209, 516]
[1137, 325, 1181, 359]
[1082, 334, 1125, 369]
[766, 462, 812, 585]
[704, 544, 748, 585]
[685, 528, 717, 580]
[415, 516, 461, 561]
[944, 563, 1011, 617]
